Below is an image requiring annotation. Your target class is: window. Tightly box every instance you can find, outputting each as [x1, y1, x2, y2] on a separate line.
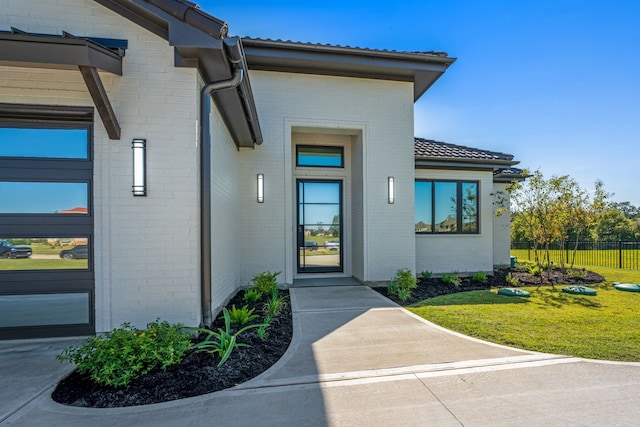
[296, 145, 343, 168]
[0, 104, 94, 339]
[415, 180, 479, 234]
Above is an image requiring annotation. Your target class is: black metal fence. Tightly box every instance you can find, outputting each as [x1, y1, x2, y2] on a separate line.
[511, 241, 640, 270]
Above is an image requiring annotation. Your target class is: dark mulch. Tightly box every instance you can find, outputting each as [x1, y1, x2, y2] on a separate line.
[52, 290, 293, 408]
[53, 265, 604, 408]
[373, 267, 605, 306]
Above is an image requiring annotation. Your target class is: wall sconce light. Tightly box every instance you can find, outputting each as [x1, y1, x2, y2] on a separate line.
[132, 138, 147, 196]
[388, 176, 395, 204]
[257, 173, 264, 203]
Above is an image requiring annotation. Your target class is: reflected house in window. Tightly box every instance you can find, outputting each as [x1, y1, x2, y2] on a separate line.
[58, 207, 88, 214]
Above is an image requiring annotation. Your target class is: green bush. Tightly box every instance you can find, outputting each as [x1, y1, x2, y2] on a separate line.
[256, 315, 273, 340]
[227, 304, 259, 325]
[57, 320, 192, 388]
[191, 308, 263, 367]
[251, 271, 281, 296]
[442, 272, 462, 287]
[527, 263, 541, 276]
[505, 272, 520, 286]
[420, 271, 433, 280]
[243, 288, 262, 303]
[388, 268, 417, 301]
[263, 291, 287, 317]
[472, 271, 488, 284]
[568, 268, 587, 278]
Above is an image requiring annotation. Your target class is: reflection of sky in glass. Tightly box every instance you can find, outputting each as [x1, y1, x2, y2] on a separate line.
[0, 182, 88, 214]
[434, 182, 457, 223]
[297, 146, 343, 167]
[0, 128, 88, 159]
[299, 182, 341, 225]
[415, 181, 432, 224]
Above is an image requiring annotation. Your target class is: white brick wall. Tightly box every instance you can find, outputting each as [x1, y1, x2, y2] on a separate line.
[415, 169, 495, 275]
[492, 182, 512, 266]
[239, 71, 416, 284]
[210, 101, 243, 312]
[2, 0, 201, 332]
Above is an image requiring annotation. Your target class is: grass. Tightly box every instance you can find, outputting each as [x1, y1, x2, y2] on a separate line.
[0, 259, 87, 270]
[407, 266, 640, 362]
[511, 248, 640, 270]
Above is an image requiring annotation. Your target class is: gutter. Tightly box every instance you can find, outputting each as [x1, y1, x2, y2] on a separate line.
[199, 37, 244, 327]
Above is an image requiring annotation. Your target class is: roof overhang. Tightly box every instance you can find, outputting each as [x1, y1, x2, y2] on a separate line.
[0, 30, 124, 75]
[94, 0, 262, 147]
[241, 38, 456, 101]
[0, 30, 125, 139]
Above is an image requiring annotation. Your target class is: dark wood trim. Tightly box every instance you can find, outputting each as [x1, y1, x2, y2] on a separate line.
[79, 66, 121, 140]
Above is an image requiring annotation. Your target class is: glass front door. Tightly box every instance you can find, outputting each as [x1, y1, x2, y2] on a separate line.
[297, 180, 342, 273]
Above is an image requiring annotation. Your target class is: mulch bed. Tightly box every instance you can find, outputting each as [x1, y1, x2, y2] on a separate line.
[52, 290, 293, 408]
[373, 267, 605, 306]
[53, 265, 604, 408]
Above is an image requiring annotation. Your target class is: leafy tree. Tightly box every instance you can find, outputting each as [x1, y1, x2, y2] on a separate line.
[507, 170, 608, 276]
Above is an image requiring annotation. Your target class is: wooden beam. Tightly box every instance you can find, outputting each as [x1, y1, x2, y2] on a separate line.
[79, 65, 121, 140]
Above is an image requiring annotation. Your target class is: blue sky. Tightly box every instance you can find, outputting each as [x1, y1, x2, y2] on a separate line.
[200, 0, 640, 206]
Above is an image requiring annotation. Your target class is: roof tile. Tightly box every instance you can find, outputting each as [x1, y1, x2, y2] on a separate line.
[414, 137, 514, 161]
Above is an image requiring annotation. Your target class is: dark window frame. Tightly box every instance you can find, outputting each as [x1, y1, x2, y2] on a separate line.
[0, 104, 94, 339]
[296, 145, 344, 168]
[415, 179, 480, 235]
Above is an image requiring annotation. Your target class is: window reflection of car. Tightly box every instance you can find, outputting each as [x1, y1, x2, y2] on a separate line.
[304, 241, 318, 251]
[0, 240, 32, 259]
[59, 245, 88, 260]
[324, 240, 340, 251]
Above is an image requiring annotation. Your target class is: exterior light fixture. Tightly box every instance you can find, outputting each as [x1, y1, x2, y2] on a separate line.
[257, 173, 264, 203]
[388, 176, 395, 204]
[132, 138, 146, 196]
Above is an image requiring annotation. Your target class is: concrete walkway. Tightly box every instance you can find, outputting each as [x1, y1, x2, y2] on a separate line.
[2, 285, 640, 426]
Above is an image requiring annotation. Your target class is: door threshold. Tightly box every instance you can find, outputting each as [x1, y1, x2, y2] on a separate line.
[292, 277, 362, 287]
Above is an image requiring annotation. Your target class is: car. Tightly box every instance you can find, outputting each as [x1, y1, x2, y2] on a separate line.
[59, 245, 88, 260]
[304, 241, 318, 251]
[0, 239, 32, 259]
[324, 240, 340, 250]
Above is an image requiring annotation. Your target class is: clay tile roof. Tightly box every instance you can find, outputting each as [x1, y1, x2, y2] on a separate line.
[414, 137, 514, 162]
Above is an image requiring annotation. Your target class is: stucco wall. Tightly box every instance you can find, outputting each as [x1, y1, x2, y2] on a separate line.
[2, 0, 201, 331]
[239, 70, 415, 284]
[415, 169, 495, 275]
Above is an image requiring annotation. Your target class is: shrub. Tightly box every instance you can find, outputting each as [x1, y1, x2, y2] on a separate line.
[568, 268, 587, 279]
[192, 308, 263, 367]
[263, 291, 287, 317]
[472, 271, 488, 284]
[505, 272, 520, 287]
[442, 272, 461, 287]
[388, 268, 417, 301]
[243, 288, 262, 304]
[227, 304, 259, 326]
[251, 271, 281, 296]
[420, 271, 433, 280]
[57, 320, 192, 388]
[527, 263, 541, 276]
[256, 315, 273, 340]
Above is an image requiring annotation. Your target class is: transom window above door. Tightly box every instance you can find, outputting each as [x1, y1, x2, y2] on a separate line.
[296, 145, 344, 168]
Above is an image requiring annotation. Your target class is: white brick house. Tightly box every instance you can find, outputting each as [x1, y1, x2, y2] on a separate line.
[0, 0, 521, 339]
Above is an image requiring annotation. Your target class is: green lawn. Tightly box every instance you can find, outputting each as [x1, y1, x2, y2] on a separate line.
[407, 266, 640, 362]
[0, 259, 87, 270]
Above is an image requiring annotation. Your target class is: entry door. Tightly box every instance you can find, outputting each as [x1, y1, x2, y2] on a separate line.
[297, 180, 342, 273]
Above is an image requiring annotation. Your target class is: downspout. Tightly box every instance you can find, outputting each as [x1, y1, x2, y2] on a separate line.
[199, 39, 243, 326]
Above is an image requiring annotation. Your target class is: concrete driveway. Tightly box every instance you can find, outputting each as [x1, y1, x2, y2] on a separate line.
[2, 285, 640, 426]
